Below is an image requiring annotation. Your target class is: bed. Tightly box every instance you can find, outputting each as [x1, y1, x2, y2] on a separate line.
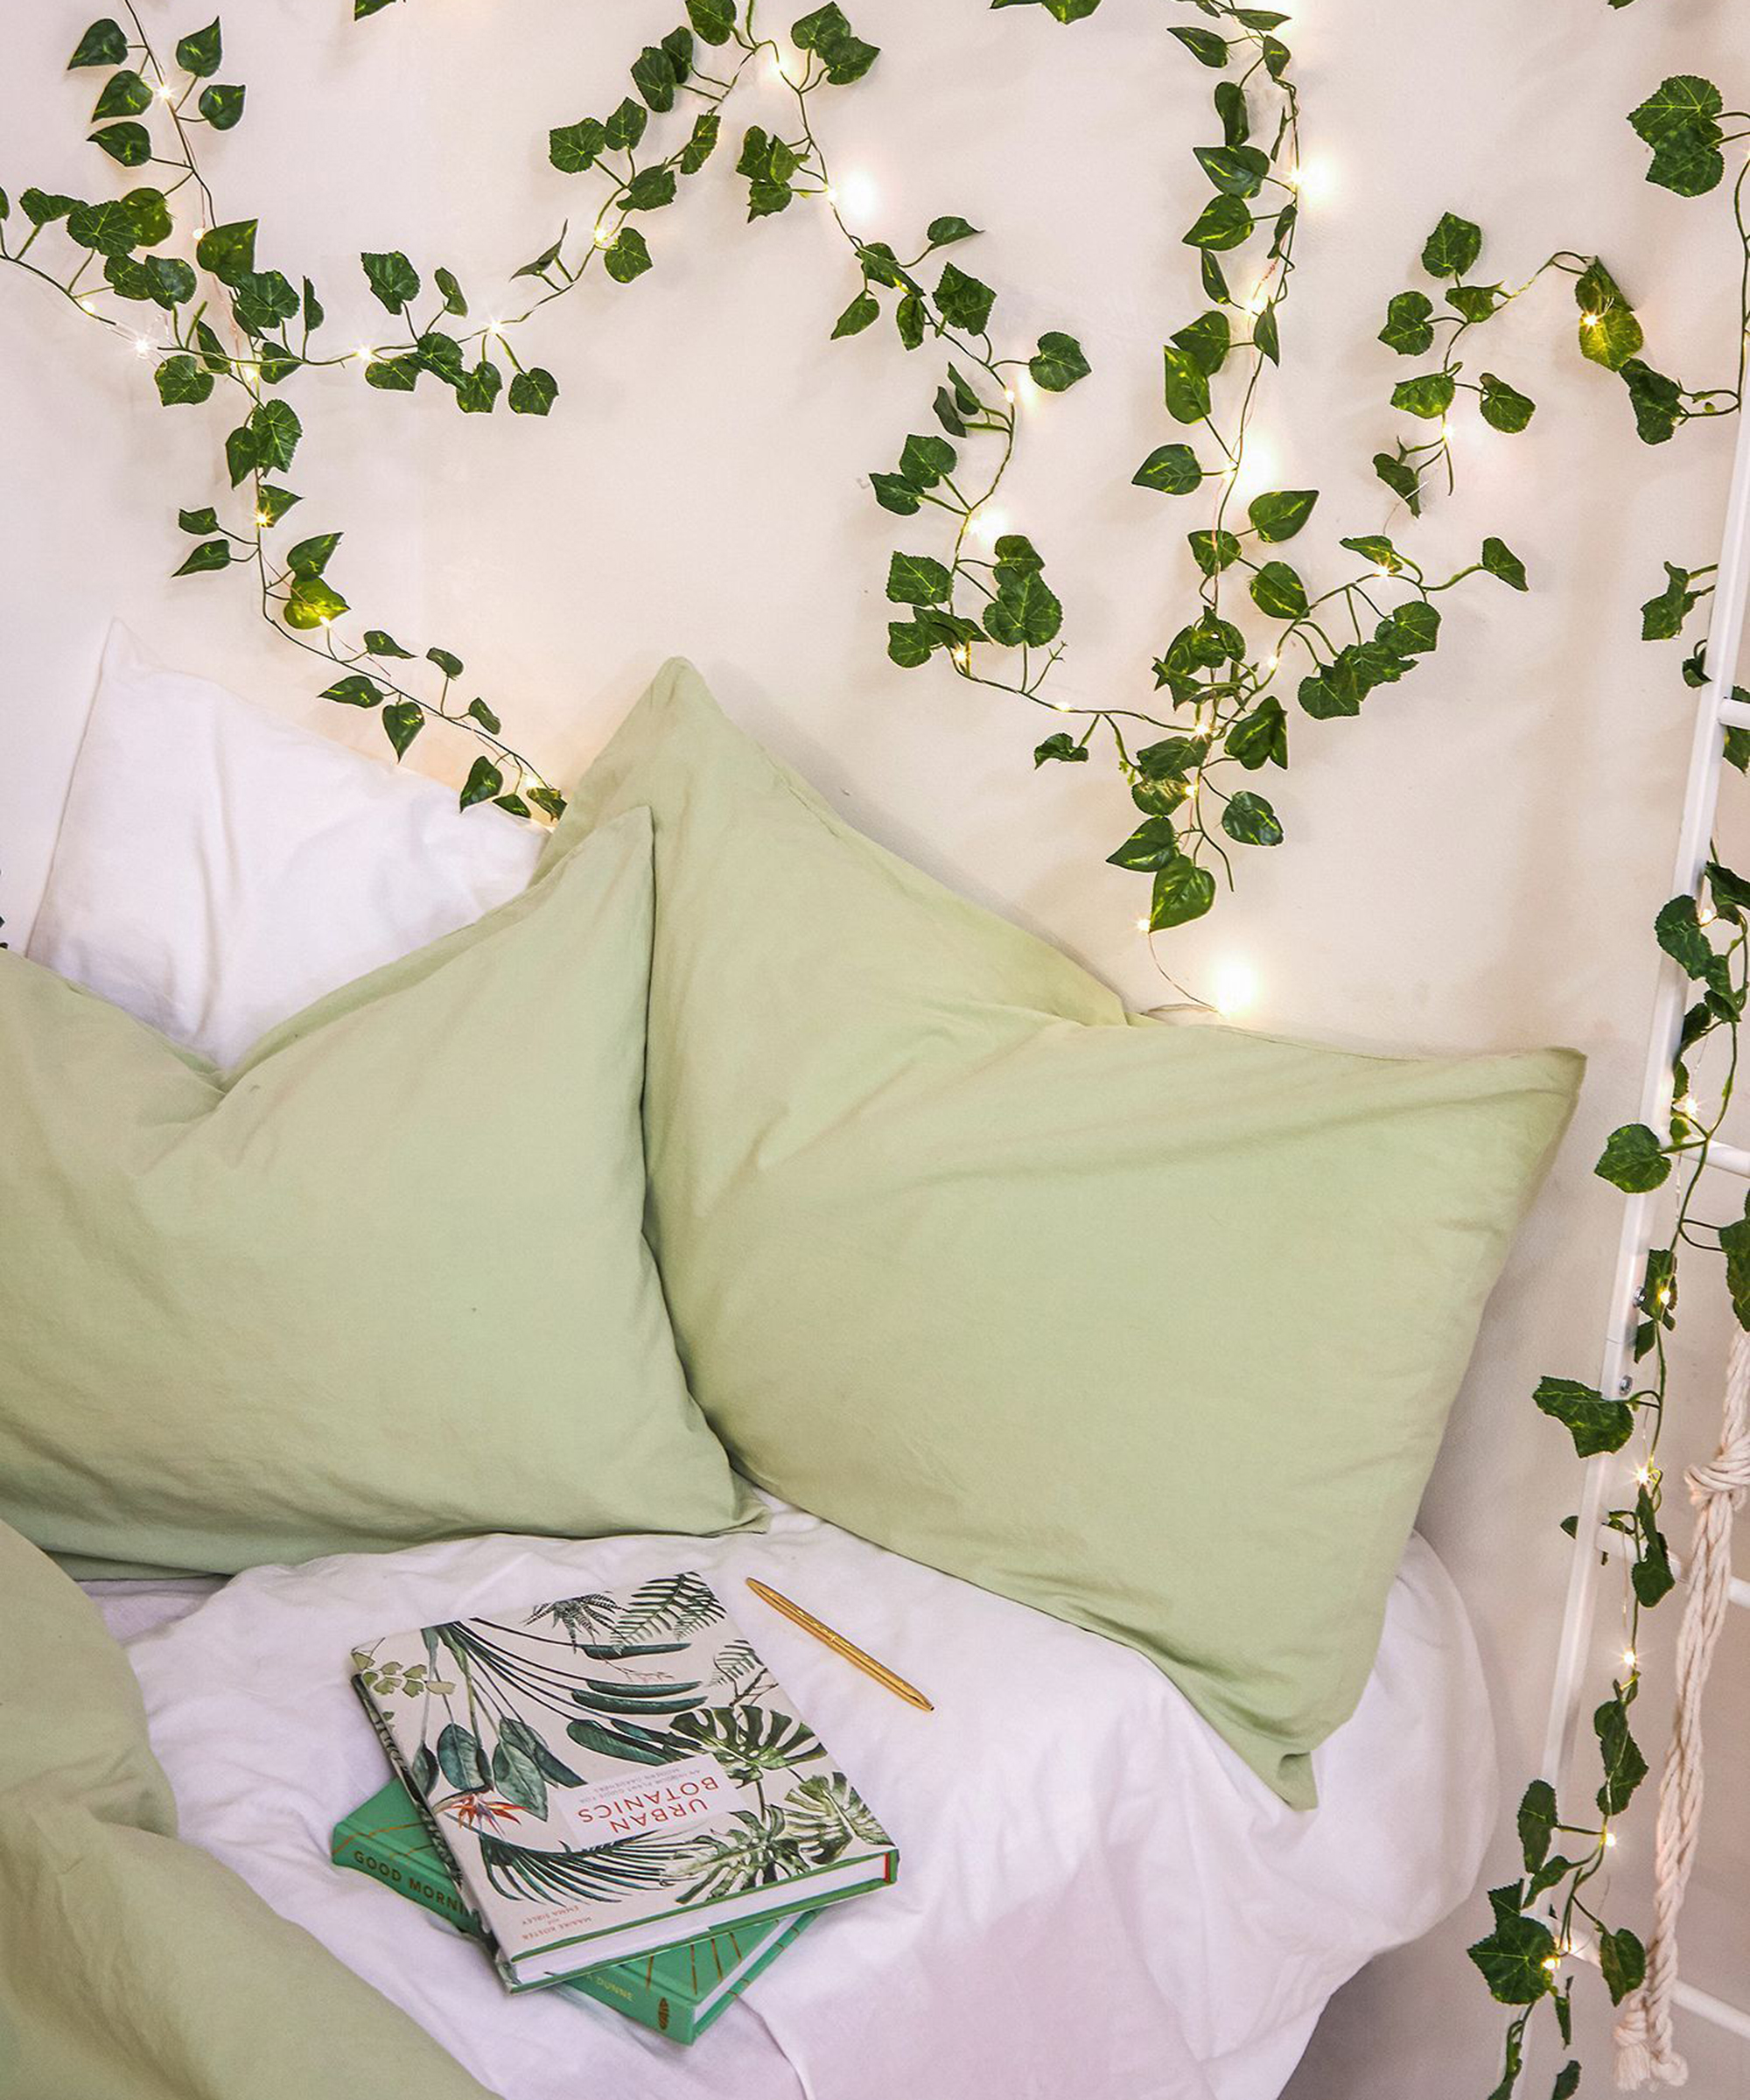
[86, 1497, 1492, 2100]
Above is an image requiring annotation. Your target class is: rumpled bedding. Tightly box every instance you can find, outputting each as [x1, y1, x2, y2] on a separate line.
[89, 1499, 1494, 2100]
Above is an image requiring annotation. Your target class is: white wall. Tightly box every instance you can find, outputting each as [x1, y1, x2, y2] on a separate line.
[4, 1, 1748, 2090]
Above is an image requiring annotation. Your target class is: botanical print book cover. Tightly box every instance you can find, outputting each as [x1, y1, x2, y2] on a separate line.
[353, 1572, 895, 1964]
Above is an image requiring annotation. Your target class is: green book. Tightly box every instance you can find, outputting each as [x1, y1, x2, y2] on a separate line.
[332, 1776, 816, 2045]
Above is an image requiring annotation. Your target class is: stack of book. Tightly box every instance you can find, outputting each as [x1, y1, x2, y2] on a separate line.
[333, 1572, 899, 2045]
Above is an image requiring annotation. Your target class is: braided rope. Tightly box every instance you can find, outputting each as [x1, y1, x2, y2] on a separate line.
[1614, 1323, 1750, 2089]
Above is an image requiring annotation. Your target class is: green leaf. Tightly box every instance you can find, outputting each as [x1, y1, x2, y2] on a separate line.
[93, 69, 152, 119]
[898, 432, 956, 486]
[90, 121, 151, 167]
[1576, 260, 1643, 370]
[508, 368, 557, 416]
[886, 619, 933, 668]
[1340, 534, 1403, 572]
[1655, 892, 1713, 978]
[550, 118, 606, 173]
[1150, 858, 1216, 930]
[68, 18, 129, 67]
[172, 538, 230, 576]
[1516, 1780, 1558, 1872]
[936, 261, 995, 333]
[381, 700, 424, 760]
[1222, 790, 1282, 846]
[1480, 373, 1536, 433]
[436, 1721, 486, 1792]
[604, 228, 652, 284]
[427, 648, 464, 679]
[195, 219, 256, 284]
[1391, 370, 1456, 420]
[1250, 560, 1306, 620]
[178, 506, 220, 534]
[1030, 331, 1089, 392]
[1184, 194, 1252, 251]
[1630, 75, 1726, 198]
[284, 577, 346, 630]
[1421, 211, 1483, 279]
[1633, 1487, 1674, 1607]
[926, 214, 978, 246]
[364, 355, 421, 392]
[1188, 529, 1242, 576]
[791, 4, 880, 85]
[1133, 443, 1202, 494]
[361, 250, 420, 314]
[631, 43, 679, 112]
[199, 82, 244, 130]
[431, 265, 466, 318]
[68, 198, 144, 257]
[122, 186, 172, 246]
[678, 111, 720, 174]
[1719, 1209, 1750, 1329]
[285, 530, 340, 579]
[1551, 2066, 1580, 2100]
[1379, 290, 1435, 356]
[1168, 25, 1228, 66]
[686, 0, 737, 43]
[1642, 561, 1701, 640]
[249, 398, 301, 472]
[320, 674, 382, 708]
[984, 570, 1063, 648]
[154, 353, 214, 406]
[1162, 344, 1211, 424]
[1481, 536, 1528, 591]
[1594, 1697, 1648, 1817]
[1447, 283, 1503, 323]
[466, 696, 501, 735]
[1135, 734, 1208, 781]
[1214, 79, 1250, 148]
[459, 755, 503, 810]
[832, 290, 878, 338]
[1378, 599, 1440, 654]
[1248, 488, 1318, 542]
[894, 290, 925, 348]
[1594, 1121, 1670, 1193]
[1620, 358, 1684, 446]
[886, 551, 952, 605]
[604, 96, 648, 152]
[1534, 1375, 1634, 1458]
[1194, 144, 1270, 199]
[176, 19, 222, 76]
[870, 472, 920, 515]
[1467, 1908, 1557, 2007]
[1172, 311, 1231, 376]
[1033, 732, 1087, 766]
[21, 190, 79, 227]
[1599, 1927, 1646, 2008]
[1225, 696, 1286, 770]
[256, 484, 298, 524]
[623, 167, 677, 212]
[362, 630, 409, 659]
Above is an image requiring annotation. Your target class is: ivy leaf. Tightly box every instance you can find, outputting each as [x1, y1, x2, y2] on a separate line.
[926, 215, 979, 246]
[1480, 373, 1536, 433]
[886, 551, 952, 605]
[899, 432, 956, 486]
[1551, 2066, 1580, 2100]
[176, 19, 222, 76]
[1222, 791, 1282, 846]
[1632, 1487, 1674, 1607]
[1516, 1780, 1558, 1872]
[68, 198, 144, 258]
[459, 756, 504, 810]
[284, 577, 347, 630]
[466, 697, 501, 734]
[1250, 560, 1306, 620]
[1168, 25, 1229, 66]
[1133, 443, 1202, 494]
[1248, 488, 1318, 542]
[285, 530, 340, 579]
[1188, 529, 1242, 576]
[1135, 734, 1208, 781]
[1214, 79, 1249, 148]
[199, 83, 245, 130]
[894, 291, 925, 348]
[832, 290, 879, 339]
[427, 648, 464, 679]
[1033, 732, 1088, 766]
[678, 111, 720, 174]
[1374, 448, 1423, 513]
[195, 219, 256, 285]
[256, 484, 299, 525]
[1225, 696, 1286, 770]
[1029, 331, 1089, 392]
[362, 250, 420, 313]
[623, 167, 677, 213]
[1642, 561, 1701, 640]
[1655, 892, 1713, 979]
[1620, 358, 1684, 446]
[792, 4, 880, 86]
[1593, 1122, 1670, 1193]
[1172, 310, 1231, 376]
[1421, 211, 1483, 279]
[870, 472, 920, 515]
[68, 18, 129, 67]
[1184, 194, 1253, 250]
[321, 674, 382, 708]
[177, 506, 220, 534]
[1194, 144, 1270, 198]
[549, 118, 606, 173]
[1466, 1906, 1558, 2006]
[1594, 1697, 1648, 1816]
[886, 619, 933, 668]
[248, 399, 301, 472]
[363, 630, 410, 658]
[1534, 1375, 1634, 1458]
[1447, 284, 1504, 323]
[1629, 75, 1726, 198]
[1150, 858, 1216, 930]
[604, 97, 648, 152]
[631, 43, 679, 112]
[1718, 1208, 1750, 1328]
[1391, 370, 1456, 420]
[154, 354, 214, 406]
[92, 69, 152, 119]
[984, 570, 1063, 648]
[172, 538, 230, 576]
[508, 368, 557, 416]
[433, 266, 466, 317]
[1162, 344, 1212, 424]
[90, 122, 151, 167]
[381, 701, 424, 759]
[1481, 536, 1529, 591]
[686, 0, 737, 44]
[1599, 1927, 1647, 2008]
[1576, 260, 1643, 370]
[364, 355, 421, 391]
[1108, 816, 1183, 872]
[936, 261, 995, 333]
[604, 228, 652, 283]
[1379, 290, 1435, 356]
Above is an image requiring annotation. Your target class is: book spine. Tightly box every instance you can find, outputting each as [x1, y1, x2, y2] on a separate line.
[348, 1676, 490, 1949]
[334, 1833, 480, 1937]
[564, 1961, 699, 2045]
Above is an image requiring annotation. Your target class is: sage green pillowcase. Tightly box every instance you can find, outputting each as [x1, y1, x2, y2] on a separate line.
[542, 662, 1581, 1806]
[0, 806, 760, 1577]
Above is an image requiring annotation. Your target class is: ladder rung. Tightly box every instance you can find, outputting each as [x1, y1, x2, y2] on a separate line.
[1597, 1523, 1750, 1611]
[1698, 1140, 1750, 1179]
[1719, 694, 1750, 731]
[1675, 1978, 1750, 2044]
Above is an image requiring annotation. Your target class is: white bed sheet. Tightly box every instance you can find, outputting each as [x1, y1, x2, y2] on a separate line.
[109, 1502, 1494, 2100]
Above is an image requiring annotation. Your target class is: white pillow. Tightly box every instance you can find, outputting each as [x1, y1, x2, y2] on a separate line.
[27, 625, 543, 1066]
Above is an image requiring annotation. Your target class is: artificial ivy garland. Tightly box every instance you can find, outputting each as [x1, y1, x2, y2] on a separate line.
[5, 9, 1750, 2096]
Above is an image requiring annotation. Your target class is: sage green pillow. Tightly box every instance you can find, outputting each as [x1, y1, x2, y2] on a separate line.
[0, 806, 760, 1577]
[542, 662, 1580, 1806]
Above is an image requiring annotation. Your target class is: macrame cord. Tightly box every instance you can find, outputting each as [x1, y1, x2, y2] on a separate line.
[1614, 1322, 1750, 2089]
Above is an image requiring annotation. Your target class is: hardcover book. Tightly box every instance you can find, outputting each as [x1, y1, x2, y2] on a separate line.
[350, 1571, 897, 1991]
[331, 1777, 816, 2044]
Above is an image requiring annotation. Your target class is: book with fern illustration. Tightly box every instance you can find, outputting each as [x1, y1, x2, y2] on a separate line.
[331, 1776, 817, 2044]
[350, 1570, 898, 1992]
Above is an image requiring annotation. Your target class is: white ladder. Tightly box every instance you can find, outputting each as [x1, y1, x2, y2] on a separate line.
[1541, 398, 1750, 2048]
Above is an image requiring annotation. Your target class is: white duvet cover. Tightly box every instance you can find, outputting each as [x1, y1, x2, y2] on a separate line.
[110, 1502, 1493, 2100]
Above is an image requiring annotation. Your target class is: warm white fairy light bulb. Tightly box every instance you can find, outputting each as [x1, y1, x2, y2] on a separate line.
[1211, 957, 1259, 1018]
[353, 344, 372, 361]
[154, 80, 174, 102]
[1623, 1648, 1638, 1670]
[1134, 916, 1150, 934]
[132, 333, 151, 357]
[1605, 1830, 1619, 1848]
[1232, 437, 1278, 498]
[1288, 158, 1334, 205]
[968, 505, 1008, 545]
[593, 225, 613, 248]
[1698, 900, 1718, 927]
[1634, 1462, 1653, 1486]
[836, 170, 878, 220]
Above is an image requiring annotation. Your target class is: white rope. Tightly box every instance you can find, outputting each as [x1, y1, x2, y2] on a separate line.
[1614, 1323, 1750, 2089]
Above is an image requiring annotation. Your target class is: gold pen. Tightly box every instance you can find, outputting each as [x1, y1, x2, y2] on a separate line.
[745, 1578, 934, 1713]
